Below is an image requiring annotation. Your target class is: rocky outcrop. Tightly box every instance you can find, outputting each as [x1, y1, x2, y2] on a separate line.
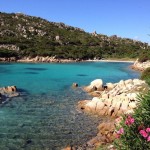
[86, 116, 123, 149]
[0, 57, 17, 62]
[0, 85, 19, 103]
[17, 56, 79, 63]
[2, 85, 17, 93]
[83, 79, 103, 92]
[87, 121, 116, 148]
[62, 118, 121, 149]
[63, 78, 149, 149]
[0, 55, 81, 63]
[76, 78, 149, 149]
[79, 79, 149, 117]
[131, 60, 150, 71]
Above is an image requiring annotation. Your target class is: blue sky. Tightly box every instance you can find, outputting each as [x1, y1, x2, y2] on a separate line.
[1, 0, 150, 44]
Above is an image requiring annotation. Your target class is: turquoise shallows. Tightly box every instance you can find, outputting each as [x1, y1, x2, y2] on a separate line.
[0, 62, 139, 94]
[0, 62, 139, 149]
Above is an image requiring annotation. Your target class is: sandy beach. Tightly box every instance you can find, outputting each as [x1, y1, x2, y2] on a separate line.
[86, 59, 135, 63]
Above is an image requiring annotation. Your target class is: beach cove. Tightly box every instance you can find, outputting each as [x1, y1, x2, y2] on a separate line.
[0, 61, 140, 149]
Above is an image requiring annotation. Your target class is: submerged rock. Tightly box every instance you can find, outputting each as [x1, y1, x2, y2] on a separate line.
[26, 139, 32, 144]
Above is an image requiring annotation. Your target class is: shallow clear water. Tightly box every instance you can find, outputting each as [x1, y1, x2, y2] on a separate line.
[0, 62, 140, 149]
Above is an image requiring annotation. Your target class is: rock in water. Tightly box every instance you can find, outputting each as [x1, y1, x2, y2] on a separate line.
[0, 85, 19, 103]
[72, 83, 78, 88]
[90, 79, 103, 90]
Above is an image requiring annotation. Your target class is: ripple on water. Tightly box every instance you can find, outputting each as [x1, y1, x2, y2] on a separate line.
[0, 89, 101, 149]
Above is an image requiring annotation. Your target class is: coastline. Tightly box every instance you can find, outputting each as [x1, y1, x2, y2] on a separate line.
[0, 56, 135, 64]
[86, 59, 135, 63]
[74, 77, 149, 149]
[72, 60, 150, 149]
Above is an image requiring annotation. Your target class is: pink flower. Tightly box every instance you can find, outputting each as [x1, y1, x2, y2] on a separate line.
[116, 128, 124, 138]
[139, 130, 148, 138]
[125, 115, 135, 126]
[146, 128, 150, 133]
[118, 128, 124, 134]
[147, 136, 150, 142]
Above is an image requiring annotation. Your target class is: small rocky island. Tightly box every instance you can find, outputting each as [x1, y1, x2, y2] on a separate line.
[0, 85, 19, 104]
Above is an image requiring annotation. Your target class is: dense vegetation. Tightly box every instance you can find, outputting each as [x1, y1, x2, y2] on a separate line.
[0, 12, 150, 60]
[114, 92, 150, 150]
[113, 71, 150, 150]
[138, 53, 150, 62]
[141, 67, 150, 86]
[0, 49, 18, 58]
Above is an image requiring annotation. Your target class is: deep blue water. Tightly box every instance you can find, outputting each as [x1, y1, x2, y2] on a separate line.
[0, 62, 140, 149]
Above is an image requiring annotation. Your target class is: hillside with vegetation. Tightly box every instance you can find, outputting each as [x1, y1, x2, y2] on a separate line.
[0, 12, 150, 60]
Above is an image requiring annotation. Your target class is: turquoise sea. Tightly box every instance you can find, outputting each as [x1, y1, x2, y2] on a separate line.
[0, 62, 140, 149]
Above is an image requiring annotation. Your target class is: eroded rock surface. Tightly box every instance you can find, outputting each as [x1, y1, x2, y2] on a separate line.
[131, 60, 150, 71]
[79, 79, 149, 117]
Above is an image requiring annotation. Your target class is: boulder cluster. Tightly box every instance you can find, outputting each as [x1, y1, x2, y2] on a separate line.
[78, 79, 149, 117]
[87, 121, 116, 148]
[0, 57, 17, 62]
[17, 56, 79, 63]
[0, 85, 19, 103]
[131, 60, 150, 71]
[76, 78, 149, 149]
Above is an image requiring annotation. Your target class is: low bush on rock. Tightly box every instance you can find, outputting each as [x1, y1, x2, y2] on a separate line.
[138, 54, 150, 63]
[141, 67, 150, 86]
[114, 92, 150, 150]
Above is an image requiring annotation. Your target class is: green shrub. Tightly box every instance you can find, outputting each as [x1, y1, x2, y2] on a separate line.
[0, 49, 18, 57]
[141, 67, 150, 86]
[139, 54, 150, 62]
[114, 93, 150, 150]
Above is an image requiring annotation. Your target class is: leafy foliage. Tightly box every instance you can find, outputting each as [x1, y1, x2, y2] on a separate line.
[0, 12, 150, 59]
[139, 53, 150, 62]
[141, 67, 150, 86]
[114, 93, 150, 150]
[0, 49, 18, 57]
